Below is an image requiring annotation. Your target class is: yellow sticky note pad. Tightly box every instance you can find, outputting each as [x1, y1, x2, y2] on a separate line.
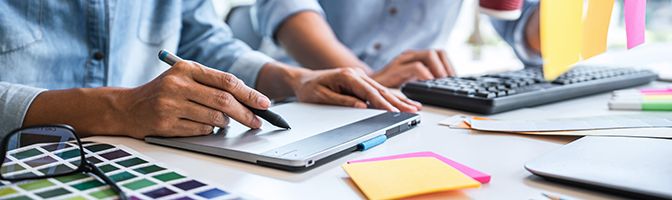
[342, 157, 481, 200]
[582, 0, 615, 59]
[541, 0, 583, 80]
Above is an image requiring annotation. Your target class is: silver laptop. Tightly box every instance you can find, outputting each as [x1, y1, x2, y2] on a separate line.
[525, 136, 672, 199]
[145, 103, 420, 171]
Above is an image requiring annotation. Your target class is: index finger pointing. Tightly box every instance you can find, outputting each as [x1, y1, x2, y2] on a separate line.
[190, 62, 271, 110]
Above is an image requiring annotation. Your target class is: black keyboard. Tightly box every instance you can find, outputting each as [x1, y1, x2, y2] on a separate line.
[401, 66, 658, 114]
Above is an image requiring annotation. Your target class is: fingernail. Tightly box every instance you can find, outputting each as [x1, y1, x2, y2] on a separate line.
[391, 107, 400, 112]
[252, 117, 262, 128]
[257, 96, 270, 108]
[354, 102, 367, 108]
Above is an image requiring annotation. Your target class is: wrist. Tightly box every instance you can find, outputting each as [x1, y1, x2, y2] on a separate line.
[77, 87, 129, 136]
[257, 62, 310, 99]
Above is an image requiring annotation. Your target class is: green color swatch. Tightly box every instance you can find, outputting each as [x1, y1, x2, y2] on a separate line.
[134, 165, 164, 174]
[64, 196, 87, 200]
[0, 187, 17, 196]
[12, 149, 42, 160]
[36, 188, 70, 198]
[38, 164, 74, 175]
[153, 172, 185, 182]
[55, 149, 81, 160]
[90, 188, 117, 199]
[72, 179, 104, 191]
[1, 163, 25, 173]
[55, 173, 88, 183]
[116, 158, 147, 167]
[6, 196, 31, 200]
[84, 144, 114, 152]
[123, 179, 155, 190]
[109, 171, 136, 182]
[98, 164, 118, 173]
[18, 179, 54, 190]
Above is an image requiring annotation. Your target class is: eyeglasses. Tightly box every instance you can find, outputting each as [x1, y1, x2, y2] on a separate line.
[0, 125, 127, 200]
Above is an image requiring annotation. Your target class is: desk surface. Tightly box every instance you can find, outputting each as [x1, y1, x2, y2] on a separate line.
[85, 81, 671, 200]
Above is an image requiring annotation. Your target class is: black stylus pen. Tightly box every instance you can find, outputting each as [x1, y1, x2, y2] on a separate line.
[158, 49, 291, 129]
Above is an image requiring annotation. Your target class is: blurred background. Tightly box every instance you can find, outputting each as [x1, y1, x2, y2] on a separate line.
[212, 0, 672, 76]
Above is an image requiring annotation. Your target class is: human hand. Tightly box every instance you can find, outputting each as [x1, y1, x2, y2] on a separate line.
[291, 68, 422, 113]
[116, 61, 271, 138]
[372, 49, 456, 88]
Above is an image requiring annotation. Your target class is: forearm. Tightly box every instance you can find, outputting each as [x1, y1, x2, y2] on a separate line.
[525, 9, 541, 54]
[276, 11, 371, 73]
[23, 88, 127, 137]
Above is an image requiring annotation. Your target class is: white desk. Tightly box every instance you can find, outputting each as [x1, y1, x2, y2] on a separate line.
[85, 81, 670, 200]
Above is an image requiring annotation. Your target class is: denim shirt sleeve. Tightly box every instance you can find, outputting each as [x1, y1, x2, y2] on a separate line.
[176, 0, 273, 88]
[254, 0, 325, 42]
[0, 82, 45, 137]
[490, 0, 542, 67]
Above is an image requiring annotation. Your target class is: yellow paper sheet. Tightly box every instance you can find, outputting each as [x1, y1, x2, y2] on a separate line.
[541, 0, 584, 80]
[582, 0, 615, 59]
[342, 157, 480, 200]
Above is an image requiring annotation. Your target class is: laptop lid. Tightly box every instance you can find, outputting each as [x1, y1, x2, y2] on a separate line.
[145, 103, 420, 171]
[525, 136, 672, 199]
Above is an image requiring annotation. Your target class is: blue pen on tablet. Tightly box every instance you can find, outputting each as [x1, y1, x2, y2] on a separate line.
[158, 50, 291, 129]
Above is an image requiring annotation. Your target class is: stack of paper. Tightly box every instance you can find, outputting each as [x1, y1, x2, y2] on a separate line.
[342, 152, 487, 200]
[439, 114, 672, 138]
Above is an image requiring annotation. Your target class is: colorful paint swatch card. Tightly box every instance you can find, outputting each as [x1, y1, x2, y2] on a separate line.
[540, 0, 584, 80]
[348, 151, 491, 184]
[0, 142, 246, 200]
[582, 0, 615, 59]
[342, 157, 480, 200]
[624, 0, 647, 49]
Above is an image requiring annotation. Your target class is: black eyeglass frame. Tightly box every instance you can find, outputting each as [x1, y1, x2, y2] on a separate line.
[0, 124, 127, 200]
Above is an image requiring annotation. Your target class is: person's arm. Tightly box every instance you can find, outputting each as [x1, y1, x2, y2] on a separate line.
[21, 61, 272, 139]
[276, 11, 370, 72]
[490, 0, 543, 67]
[255, 0, 369, 72]
[256, 1, 456, 88]
[0, 83, 45, 137]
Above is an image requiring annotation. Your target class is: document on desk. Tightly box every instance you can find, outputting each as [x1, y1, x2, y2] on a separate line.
[439, 114, 672, 139]
[468, 114, 672, 132]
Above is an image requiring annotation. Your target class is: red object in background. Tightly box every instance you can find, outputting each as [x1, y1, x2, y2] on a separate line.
[479, 0, 524, 20]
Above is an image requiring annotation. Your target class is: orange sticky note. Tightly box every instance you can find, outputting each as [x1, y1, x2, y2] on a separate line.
[582, 0, 614, 59]
[540, 0, 584, 80]
[342, 157, 481, 200]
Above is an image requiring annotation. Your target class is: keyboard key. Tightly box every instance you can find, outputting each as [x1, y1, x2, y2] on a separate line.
[476, 92, 496, 98]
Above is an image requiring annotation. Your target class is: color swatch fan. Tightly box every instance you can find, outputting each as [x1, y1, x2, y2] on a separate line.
[0, 142, 246, 200]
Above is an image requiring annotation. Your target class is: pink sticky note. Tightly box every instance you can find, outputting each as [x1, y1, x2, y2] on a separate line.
[624, 0, 646, 49]
[348, 151, 491, 184]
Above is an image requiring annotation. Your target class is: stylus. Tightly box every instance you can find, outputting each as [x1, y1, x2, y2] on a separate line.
[158, 49, 291, 129]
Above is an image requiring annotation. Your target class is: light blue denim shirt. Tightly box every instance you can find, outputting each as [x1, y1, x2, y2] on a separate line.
[0, 0, 273, 135]
[253, 0, 542, 70]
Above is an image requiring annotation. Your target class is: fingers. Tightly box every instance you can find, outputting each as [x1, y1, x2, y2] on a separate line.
[340, 69, 399, 112]
[408, 62, 434, 80]
[436, 49, 456, 76]
[417, 50, 448, 78]
[170, 119, 215, 137]
[315, 86, 368, 109]
[395, 93, 423, 111]
[361, 76, 419, 113]
[185, 62, 271, 110]
[179, 101, 230, 127]
[185, 82, 262, 129]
